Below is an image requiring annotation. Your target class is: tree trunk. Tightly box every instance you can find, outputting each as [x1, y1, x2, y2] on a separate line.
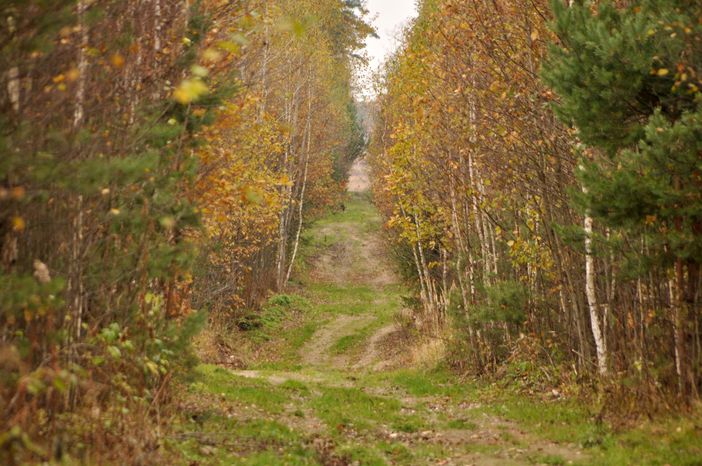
[73, 0, 88, 128]
[285, 72, 313, 285]
[584, 212, 608, 375]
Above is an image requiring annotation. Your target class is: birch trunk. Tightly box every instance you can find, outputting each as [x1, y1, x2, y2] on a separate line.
[73, 0, 88, 128]
[400, 204, 430, 315]
[285, 72, 313, 285]
[6, 66, 20, 113]
[584, 211, 608, 375]
[154, 0, 162, 52]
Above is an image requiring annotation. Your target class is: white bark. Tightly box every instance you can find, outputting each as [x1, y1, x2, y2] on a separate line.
[400, 204, 430, 310]
[154, 0, 162, 52]
[468, 152, 489, 281]
[413, 214, 438, 324]
[70, 1, 89, 340]
[127, 2, 143, 126]
[259, 1, 270, 120]
[73, 0, 88, 128]
[669, 277, 684, 391]
[7, 66, 20, 113]
[275, 59, 304, 289]
[285, 73, 313, 284]
[584, 210, 608, 375]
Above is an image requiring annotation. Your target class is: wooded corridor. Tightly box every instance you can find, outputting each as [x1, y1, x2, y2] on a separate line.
[1, 0, 701, 464]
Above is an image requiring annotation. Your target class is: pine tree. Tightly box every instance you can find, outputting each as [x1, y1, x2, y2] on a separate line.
[544, 0, 702, 397]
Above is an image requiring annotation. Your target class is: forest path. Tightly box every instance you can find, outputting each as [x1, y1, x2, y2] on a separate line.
[298, 158, 401, 371]
[173, 158, 589, 465]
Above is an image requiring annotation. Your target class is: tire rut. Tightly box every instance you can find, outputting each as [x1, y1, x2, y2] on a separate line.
[300, 314, 375, 367]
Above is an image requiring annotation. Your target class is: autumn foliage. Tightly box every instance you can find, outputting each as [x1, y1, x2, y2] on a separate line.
[0, 0, 369, 463]
[370, 0, 702, 407]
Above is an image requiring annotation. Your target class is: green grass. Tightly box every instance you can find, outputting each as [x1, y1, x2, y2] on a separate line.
[312, 193, 382, 230]
[308, 384, 428, 436]
[311, 386, 401, 432]
[251, 284, 399, 369]
[176, 191, 702, 466]
[173, 415, 320, 465]
[330, 332, 365, 355]
[530, 453, 568, 465]
[446, 418, 478, 430]
[293, 193, 381, 280]
[253, 191, 399, 371]
[189, 365, 292, 414]
[456, 382, 702, 465]
[588, 415, 702, 465]
[363, 367, 478, 400]
[242, 294, 310, 342]
[388, 370, 440, 396]
[485, 395, 595, 444]
[336, 444, 387, 465]
[329, 311, 394, 356]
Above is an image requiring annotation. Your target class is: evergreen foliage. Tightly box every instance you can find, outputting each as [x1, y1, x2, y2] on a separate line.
[545, 0, 702, 266]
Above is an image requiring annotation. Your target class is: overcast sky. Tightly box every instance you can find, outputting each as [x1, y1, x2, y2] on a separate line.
[359, 0, 418, 97]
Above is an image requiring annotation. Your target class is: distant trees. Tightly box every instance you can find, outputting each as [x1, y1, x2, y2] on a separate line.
[192, 0, 370, 323]
[0, 0, 369, 463]
[370, 0, 701, 404]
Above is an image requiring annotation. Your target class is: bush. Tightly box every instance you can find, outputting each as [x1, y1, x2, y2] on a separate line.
[475, 281, 528, 326]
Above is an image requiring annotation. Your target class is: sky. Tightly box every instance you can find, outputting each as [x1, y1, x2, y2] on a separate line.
[359, 0, 418, 97]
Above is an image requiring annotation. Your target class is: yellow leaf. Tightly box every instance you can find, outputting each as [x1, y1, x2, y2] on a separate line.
[173, 78, 208, 104]
[110, 53, 125, 68]
[657, 68, 669, 76]
[159, 216, 176, 229]
[191, 64, 209, 77]
[145, 361, 160, 376]
[66, 67, 80, 82]
[202, 48, 223, 63]
[217, 40, 240, 54]
[11, 216, 25, 232]
[243, 187, 264, 204]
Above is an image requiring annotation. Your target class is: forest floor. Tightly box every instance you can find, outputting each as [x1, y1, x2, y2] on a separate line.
[168, 160, 702, 465]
